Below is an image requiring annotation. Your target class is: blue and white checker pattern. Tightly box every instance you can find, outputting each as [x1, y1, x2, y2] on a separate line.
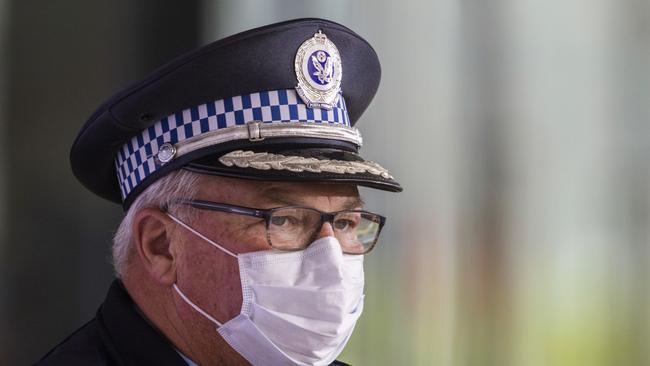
[115, 88, 350, 201]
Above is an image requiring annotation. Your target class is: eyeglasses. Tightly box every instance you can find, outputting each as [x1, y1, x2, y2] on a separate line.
[164, 199, 386, 254]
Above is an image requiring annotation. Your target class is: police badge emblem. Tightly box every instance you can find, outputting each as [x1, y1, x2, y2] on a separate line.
[295, 30, 342, 109]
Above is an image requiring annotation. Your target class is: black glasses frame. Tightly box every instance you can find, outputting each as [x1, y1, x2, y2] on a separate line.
[163, 199, 386, 254]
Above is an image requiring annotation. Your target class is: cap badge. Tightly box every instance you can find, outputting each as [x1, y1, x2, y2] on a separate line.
[294, 30, 342, 110]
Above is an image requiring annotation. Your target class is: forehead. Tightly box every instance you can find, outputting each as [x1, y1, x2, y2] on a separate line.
[195, 175, 362, 208]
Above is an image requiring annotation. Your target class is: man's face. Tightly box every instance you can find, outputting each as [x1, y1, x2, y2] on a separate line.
[169, 175, 362, 325]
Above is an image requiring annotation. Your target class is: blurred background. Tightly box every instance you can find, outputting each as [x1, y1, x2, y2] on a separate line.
[1, 0, 649, 365]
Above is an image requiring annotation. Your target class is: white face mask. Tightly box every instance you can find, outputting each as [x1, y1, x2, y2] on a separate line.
[167, 213, 365, 366]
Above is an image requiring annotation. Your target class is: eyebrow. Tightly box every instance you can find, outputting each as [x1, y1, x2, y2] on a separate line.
[259, 187, 365, 210]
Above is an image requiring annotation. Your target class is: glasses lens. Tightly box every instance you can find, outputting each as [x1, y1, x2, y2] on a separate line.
[333, 211, 381, 254]
[268, 207, 321, 250]
[268, 208, 382, 254]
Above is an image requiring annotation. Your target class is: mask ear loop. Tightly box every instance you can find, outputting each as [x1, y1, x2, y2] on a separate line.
[166, 213, 238, 258]
[167, 213, 235, 327]
[173, 284, 223, 327]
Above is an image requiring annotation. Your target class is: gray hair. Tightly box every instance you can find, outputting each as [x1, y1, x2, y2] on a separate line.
[112, 169, 203, 277]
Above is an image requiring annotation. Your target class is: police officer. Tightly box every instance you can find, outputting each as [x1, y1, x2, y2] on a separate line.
[37, 18, 401, 366]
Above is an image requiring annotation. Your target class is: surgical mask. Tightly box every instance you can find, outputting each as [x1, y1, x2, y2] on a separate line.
[167, 213, 365, 366]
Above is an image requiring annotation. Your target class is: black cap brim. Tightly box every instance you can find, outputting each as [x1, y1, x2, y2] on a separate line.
[185, 147, 402, 192]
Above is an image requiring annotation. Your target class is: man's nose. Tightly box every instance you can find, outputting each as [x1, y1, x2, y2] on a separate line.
[314, 221, 335, 239]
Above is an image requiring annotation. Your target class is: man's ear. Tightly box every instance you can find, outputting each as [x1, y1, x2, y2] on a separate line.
[132, 207, 178, 286]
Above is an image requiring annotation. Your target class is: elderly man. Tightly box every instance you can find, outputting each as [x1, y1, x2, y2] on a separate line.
[37, 18, 401, 366]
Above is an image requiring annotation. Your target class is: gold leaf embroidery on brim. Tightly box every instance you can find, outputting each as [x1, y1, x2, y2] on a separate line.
[218, 150, 393, 179]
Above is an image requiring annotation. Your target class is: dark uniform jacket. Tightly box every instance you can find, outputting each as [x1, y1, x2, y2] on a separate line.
[36, 280, 351, 366]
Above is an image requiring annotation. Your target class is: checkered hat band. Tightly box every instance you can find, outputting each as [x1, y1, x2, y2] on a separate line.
[115, 89, 350, 201]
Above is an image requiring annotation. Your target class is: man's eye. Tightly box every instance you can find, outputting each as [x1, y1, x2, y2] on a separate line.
[333, 219, 356, 231]
[270, 216, 297, 227]
[270, 216, 287, 226]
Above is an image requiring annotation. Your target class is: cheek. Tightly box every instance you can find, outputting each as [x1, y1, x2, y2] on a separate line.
[178, 240, 244, 321]
[174, 216, 270, 319]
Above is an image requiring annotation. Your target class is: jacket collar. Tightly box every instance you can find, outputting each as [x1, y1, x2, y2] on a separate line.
[96, 280, 187, 366]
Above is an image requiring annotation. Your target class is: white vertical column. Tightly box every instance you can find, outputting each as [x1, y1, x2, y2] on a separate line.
[502, 0, 624, 365]
[609, 1, 650, 364]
